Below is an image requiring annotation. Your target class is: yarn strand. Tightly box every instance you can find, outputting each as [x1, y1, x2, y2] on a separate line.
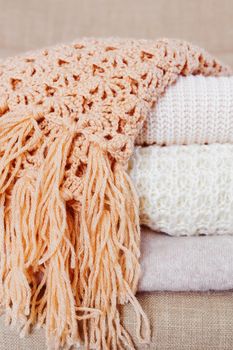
[76, 143, 150, 349]
[0, 113, 42, 193]
[0, 119, 149, 348]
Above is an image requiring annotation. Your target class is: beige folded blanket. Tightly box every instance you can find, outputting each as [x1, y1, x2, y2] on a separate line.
[139, 227, 233, 291]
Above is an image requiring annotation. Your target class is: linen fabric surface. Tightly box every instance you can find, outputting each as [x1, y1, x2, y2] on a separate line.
[1, 292, 233, 350]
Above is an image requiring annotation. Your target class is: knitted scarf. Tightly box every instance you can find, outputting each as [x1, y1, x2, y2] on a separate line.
[0, 38, 230, 349]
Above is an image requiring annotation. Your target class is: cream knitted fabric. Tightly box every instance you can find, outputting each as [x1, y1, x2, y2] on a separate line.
[136, 75, 233, 145]
[129, 144, 233, 236]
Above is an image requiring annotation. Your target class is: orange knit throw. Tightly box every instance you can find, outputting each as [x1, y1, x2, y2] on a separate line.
[0, 38, 230, 349]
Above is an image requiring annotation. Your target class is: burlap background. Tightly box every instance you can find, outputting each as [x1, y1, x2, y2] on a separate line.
[0, 0, 233, 349]
[1, 292, 233, 350]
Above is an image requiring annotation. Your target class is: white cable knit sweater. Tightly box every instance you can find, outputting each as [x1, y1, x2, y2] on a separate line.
[129, 144, 233, 236]
[136, 75, 233, 145]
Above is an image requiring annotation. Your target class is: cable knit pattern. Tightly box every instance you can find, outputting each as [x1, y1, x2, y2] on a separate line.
[129, 144, 233, 236]
[136, 75, 233, 145]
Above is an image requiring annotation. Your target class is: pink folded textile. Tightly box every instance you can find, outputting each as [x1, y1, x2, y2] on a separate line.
[138, 227, 233, 292]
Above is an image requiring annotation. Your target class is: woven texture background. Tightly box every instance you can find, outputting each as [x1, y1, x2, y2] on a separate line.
[0, 0, 233, 66]
[0, 292, 233, 350]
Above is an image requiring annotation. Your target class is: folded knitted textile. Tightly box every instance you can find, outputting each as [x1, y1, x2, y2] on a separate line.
[136, 75, 233, 146]
[138, 227, 233, 291]
[129, 143, 233, 236]
[0, 39, 230, 349]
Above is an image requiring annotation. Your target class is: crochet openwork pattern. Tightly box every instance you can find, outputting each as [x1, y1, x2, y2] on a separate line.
[0, 38, 230, 349]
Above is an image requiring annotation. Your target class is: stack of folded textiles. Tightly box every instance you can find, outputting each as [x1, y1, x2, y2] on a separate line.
[128, 74, 233, 292]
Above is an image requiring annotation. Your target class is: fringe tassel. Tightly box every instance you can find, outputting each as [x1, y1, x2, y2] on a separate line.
[0, 113, 42, 194]
[76, 144, 150, 349]
[0, 115, 150, 349]
[0, 112, 42, 324]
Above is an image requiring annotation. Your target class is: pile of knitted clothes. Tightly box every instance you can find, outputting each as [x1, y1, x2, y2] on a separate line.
[129, 74, 233, 292]
[0, 39, 232, 350]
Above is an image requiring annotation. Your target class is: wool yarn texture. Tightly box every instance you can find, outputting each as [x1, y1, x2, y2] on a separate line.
[136, 75, 233, 146]
[129, 144, 233, 236]
[0, 38, 230, 350]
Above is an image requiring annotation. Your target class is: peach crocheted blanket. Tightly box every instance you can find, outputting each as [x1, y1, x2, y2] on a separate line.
[0, 38, 230, 349]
